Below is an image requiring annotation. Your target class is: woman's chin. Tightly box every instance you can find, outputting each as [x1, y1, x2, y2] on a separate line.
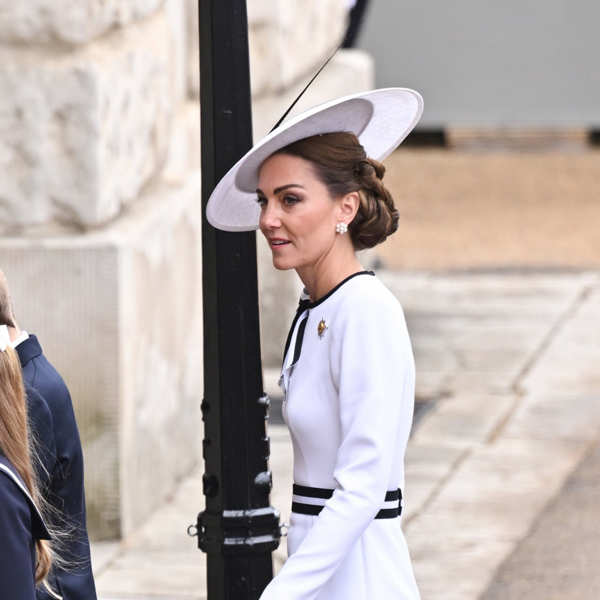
[271, 255, 296, 271]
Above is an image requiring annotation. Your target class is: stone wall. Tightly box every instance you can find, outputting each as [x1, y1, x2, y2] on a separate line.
[0, 0, 372, 539]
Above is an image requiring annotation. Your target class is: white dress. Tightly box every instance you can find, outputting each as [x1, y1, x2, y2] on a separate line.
[260, 271, 420, 600]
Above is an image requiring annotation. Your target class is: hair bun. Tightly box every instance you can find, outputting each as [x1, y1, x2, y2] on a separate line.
[354, 159, 385, 181]
[351, 159, 397, 250]
[366, 158, 386, 180]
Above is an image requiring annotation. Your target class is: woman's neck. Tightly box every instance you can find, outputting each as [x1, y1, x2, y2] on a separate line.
[296, 244, 364, 302]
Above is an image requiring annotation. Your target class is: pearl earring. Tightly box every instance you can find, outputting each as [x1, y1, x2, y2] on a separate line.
[335, 222, 348, 235]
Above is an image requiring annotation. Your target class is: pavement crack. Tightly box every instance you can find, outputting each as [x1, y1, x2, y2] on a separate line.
[485, 281, 595, 444]
[513, 281, 594, 391]
[404, 446, 472, 528]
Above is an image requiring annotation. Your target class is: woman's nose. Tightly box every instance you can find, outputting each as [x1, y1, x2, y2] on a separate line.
[259, 201, 281, 229]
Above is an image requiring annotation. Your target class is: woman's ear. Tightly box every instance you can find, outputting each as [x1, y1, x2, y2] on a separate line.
[337, 191, 360, 223]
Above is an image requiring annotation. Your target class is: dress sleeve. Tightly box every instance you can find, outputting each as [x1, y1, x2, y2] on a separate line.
[259, 293, 415, 600]
[0, 477, 37, 599]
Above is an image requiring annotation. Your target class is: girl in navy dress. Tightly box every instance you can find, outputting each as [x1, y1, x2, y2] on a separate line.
[0, 325, 56, 598]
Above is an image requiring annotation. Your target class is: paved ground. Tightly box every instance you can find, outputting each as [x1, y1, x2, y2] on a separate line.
[91, 269, 600, 599]
[481, 439, 600, 600]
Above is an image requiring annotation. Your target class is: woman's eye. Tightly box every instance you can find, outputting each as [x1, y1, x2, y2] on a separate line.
[283, 195, 299, 206]
[256, 196, 267, 206]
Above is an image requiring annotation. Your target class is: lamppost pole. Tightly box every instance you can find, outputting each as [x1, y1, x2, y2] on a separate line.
[195, 1, 280, 598]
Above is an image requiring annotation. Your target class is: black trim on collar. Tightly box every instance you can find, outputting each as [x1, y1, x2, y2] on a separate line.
[14, 334, 43, 369]
[282, 297, 312, 365]
[291, 313, 309, 368]
[281, 271, 374, 366]
[307, 270, 375, 309]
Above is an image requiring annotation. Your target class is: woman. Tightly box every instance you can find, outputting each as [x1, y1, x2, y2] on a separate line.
[207, 89, 423, 599]
[0, 325, 56, 598]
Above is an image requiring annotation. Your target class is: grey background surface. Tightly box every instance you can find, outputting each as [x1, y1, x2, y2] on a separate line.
[357, 1, 600, 127]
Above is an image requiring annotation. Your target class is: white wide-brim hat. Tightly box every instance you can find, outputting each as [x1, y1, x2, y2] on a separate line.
[206, 87, 424, 232]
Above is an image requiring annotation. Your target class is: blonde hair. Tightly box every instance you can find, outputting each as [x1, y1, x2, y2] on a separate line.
[0, 346, 53, 586]
[0, 269, 16, 328]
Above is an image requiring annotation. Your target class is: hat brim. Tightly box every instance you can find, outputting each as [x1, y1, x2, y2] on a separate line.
[206, 88, 424, 232]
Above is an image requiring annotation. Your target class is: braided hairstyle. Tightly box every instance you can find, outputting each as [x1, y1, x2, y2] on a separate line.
[274, 132, 399, 250]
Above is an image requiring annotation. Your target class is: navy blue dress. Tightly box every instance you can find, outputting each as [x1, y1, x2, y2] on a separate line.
[25, 383, 57, 494]
[0, 454, 51, 599]
[16, 335, 97, 600]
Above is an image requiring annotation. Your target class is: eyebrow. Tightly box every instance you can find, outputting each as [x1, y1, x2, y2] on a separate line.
[256, 183, 305, 196]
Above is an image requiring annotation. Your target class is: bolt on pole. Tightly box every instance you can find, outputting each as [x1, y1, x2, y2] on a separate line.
[194, 1, 281, 599]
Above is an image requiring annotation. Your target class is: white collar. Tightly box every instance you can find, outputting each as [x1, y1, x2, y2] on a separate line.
[10, 330, 29, 348]
[0, 325, 9, 351]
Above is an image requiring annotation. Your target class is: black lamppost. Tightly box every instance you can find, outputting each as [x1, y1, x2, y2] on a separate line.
[193, 1, 281, 599]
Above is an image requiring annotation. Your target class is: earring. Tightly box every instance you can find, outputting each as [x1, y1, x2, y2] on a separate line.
[335, 222, 348, 235]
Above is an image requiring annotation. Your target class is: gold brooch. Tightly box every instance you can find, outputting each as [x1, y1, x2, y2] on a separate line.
[317, 319, 328, 338]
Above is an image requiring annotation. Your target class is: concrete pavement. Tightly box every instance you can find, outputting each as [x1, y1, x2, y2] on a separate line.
[481, 438, 600, 599]
[91, 270, 600, 599]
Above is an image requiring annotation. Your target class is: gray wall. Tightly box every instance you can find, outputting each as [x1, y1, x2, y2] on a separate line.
[357, 1, 600, 127]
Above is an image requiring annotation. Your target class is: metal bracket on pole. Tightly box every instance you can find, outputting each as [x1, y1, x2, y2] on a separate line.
[192, 506, 281, 555]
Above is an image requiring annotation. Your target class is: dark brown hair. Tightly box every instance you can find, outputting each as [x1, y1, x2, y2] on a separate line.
[274, 132, 399, 250]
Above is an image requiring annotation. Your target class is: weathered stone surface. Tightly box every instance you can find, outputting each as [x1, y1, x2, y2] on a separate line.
[162, 102, 201, 184]
[0, 0, 165, 44]
[0, 10, 182, 231]
[185, 0, 199, 98]
[186, 0, 349, 99]
[0, 171, 203, 539]
[94, 424, 292, 595]
[249, 0, 348, 97]
[252, 49, 374, 141]
[165, 0, 189, 107]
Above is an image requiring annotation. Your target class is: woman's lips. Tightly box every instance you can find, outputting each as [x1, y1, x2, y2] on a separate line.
[269, 238, 290, 248]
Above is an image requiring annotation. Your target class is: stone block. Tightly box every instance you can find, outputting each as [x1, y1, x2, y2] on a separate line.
[252, 49, 374, 141]
[0, 10, 182, 231]
[185, 0, 200, 98]
[162, 102, 201, 184]
[0, 171, 203, 539]
[94, 425, 292, 594]
[187, 0, 350, 100]
[249, 0, 349, 98]
[246, 0, 275, 26]
[165, 0, 189, 107]
[0, 0, 165, 44]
